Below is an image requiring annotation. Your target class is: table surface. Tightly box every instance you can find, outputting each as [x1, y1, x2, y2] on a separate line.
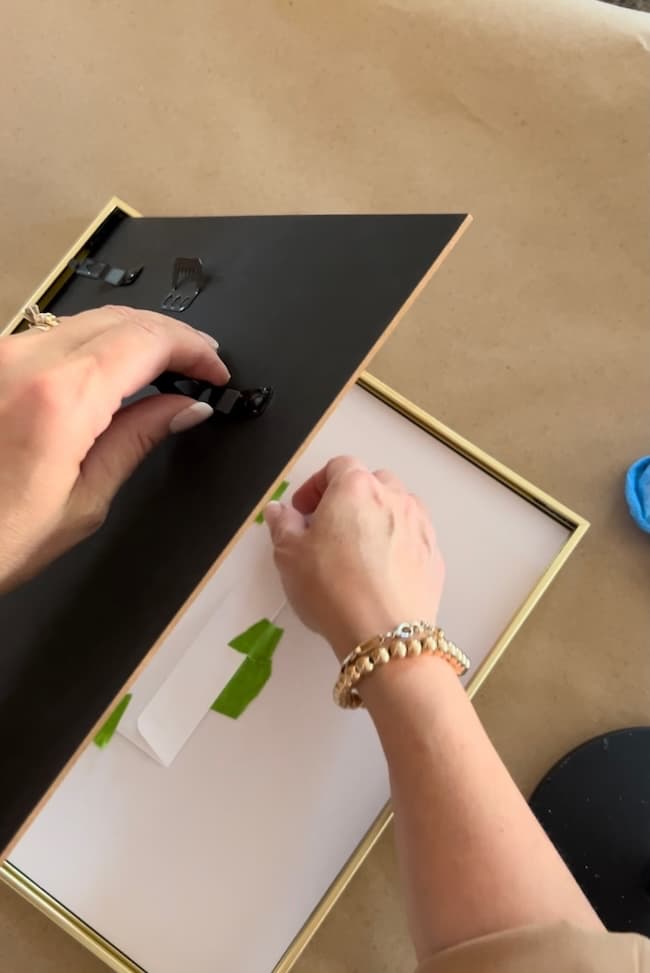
[1, 0, 648, 970]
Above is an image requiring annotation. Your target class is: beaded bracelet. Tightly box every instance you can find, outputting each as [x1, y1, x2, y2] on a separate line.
[333, 621, 470, 709]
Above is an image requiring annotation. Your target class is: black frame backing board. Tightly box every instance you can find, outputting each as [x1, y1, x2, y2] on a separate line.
[0, 207, 468, 854]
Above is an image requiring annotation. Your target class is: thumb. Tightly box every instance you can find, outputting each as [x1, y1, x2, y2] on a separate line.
[74, 394, 212, 518]
[264, 501, 306, 546]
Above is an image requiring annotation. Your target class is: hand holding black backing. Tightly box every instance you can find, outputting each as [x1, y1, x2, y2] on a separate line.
[0, 304, 229, 593]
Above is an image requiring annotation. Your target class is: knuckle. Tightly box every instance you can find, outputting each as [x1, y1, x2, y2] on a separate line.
[102, 304, 138, 322]
[424, 514, 437, 544]
[327, 454, 361, 478]
[411, 492, 431, 520]
[75, 496, 110, 536]
[373, 469, 390, 488]
[13, 362, 90, 449]
[341, 468, 372, 493]
[334, 453, 360, 467]
[107, 305, 164, 340]
[23, 369, 66, 418]
[418, 525, 434, 555]
[272, 520, 295, 551]
[133, 425, 159, 458]
[133, 316, 164, 341]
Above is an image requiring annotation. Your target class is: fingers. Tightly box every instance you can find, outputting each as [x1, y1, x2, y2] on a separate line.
[264, 501, 306, 545]
[292, 455, 436, 550]
[79, 307, 230, 398]
[293, 457, 414, 515]
[292, 455, 367, 515]
[373, 468, 405, 491]
[71, 393, 213, 524]
[11, 306, 229, 398]
[40, 306, 215, 353]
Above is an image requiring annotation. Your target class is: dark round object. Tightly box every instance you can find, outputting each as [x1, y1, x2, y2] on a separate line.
[530, 727, 650, 934]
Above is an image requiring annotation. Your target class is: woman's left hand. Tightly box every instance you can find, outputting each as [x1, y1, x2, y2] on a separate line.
[0, 305, 229, 592]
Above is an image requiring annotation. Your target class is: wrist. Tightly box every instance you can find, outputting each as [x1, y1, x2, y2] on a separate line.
[328, 610, 436, 664]
[359, 652, 464, 741]
[330, 617, 465, 718]
[359, 650, 457, 700]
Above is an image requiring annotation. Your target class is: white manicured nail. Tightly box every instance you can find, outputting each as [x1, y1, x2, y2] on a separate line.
[196, 330, 219, 350]
[169, 401, 214, 434]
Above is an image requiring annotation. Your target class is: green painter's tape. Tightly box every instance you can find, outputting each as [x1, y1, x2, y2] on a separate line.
[229, 619, 271, 655]
[248, 622, 283, 661]
[255, 480, 289, 523]
[212, 619, 284, 718]
[229, 619, 284, 660]
[211, 657, 272, 719]
[94, 694, 132, 749]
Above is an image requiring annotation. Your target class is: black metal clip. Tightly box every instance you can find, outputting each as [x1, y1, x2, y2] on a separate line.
[209, 385, 274, 420]
[152, 372, 273, 421]
[161, 257, 206, 313]
[69, 258, 142, 287]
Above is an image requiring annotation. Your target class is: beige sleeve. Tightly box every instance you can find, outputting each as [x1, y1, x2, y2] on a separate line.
[416, 923, 650, 973]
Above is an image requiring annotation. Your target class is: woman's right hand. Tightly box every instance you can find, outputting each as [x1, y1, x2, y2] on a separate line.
[264, 456, 445, 661]
[269, 458, 606, 961]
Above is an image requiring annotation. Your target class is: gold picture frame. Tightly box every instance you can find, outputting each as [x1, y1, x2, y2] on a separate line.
[0, 199, 588, 973]
[1, 196, 140, 338]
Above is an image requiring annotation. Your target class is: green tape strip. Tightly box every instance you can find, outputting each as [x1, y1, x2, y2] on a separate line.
[255, 480, 289, 523]
[212, 619, 284, 718]
[211, 657, 272, 719]
[248, 622, 283, 662]
[94, 694, 132, 749]
[229, 618, 284, 660]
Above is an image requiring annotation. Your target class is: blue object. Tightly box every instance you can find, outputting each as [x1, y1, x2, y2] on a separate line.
[625, 457, 650, 533]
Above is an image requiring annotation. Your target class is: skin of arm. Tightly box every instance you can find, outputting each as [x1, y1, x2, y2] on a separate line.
[265, 456, 602, 960]
[361, 657, 601, 957]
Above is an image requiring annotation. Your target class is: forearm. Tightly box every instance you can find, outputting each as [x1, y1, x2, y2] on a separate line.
[270, 458, 601, 958]
[359, 656, 602, 960]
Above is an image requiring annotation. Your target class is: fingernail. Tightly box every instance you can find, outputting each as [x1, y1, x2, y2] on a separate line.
[196, 330, 219, 350]
[169, 401, 214, 434]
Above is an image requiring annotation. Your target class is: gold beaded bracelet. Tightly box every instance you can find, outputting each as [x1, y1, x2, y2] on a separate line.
[333, 621, 470, 709]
